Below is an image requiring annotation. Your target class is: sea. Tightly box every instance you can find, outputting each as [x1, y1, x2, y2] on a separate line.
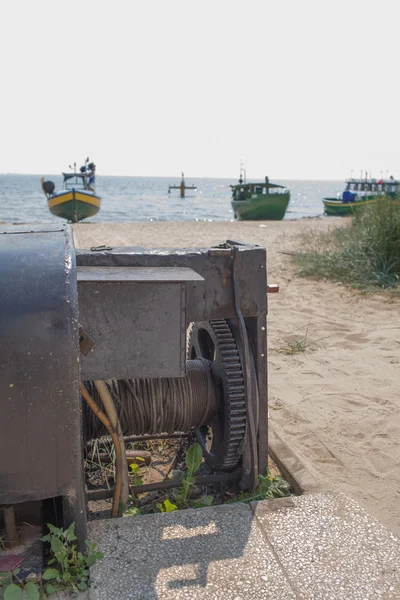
[0, 175, 343, 224]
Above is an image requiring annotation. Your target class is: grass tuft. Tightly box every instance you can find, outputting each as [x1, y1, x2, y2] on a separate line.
[293, 196, 400, 290]
[277, 337, 316, 355]
[274, 321, 322, 355]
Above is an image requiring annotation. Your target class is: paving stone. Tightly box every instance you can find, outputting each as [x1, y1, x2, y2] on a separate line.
[84, 493, 400, 599]
[88, 503, 296, 599]
[252, 492, 400, 599]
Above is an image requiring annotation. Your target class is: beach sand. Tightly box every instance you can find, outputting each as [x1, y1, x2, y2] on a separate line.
[74, 218, 400, 537]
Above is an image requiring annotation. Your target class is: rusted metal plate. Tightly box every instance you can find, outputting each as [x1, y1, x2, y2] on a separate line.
[76, 244, 266, 322]
[78, 280, 187, 379]
[77, 266, 204, 282]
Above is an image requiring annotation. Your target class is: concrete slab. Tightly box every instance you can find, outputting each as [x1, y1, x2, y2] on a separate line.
[253, 492, 400, 599]
[88, 503, 296, 599]
[86, 492, 400, 599]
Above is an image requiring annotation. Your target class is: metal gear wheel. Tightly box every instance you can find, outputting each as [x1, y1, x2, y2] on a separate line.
[188, 319, 246, 470]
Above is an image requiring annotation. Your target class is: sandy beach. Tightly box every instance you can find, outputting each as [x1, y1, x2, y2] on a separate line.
[74, 218, 400, 537]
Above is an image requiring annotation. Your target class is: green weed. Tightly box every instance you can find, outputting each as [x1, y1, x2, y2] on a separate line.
[0, 570, 41, 600]
[228, 470, 291, 504]
[293, 196, 400, 290]
[129, 461, 144, 487]
[40, 522, 103, 595]
[0, 523, 103, 598]
[121, 444, 291, 518]
[172, 443, 213, 509]
[156, 499, 178, 513]
[275, 321, 322, 355]
[277, 336, 316, 355]
[123, 505, 141, 517]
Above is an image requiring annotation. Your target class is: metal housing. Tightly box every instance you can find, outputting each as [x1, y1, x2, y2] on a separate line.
[77, 242, 268, 473]
[0, 226, 86, 544]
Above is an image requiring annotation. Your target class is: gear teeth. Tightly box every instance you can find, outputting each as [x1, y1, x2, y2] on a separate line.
[208, 319, 246, 470]
[188, 318, 246, 471]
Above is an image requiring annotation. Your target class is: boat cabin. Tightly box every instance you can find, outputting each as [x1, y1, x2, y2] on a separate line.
[345, 177, 400, 195]
[231, 181, 287, 201]
[62, 162, 96, 192]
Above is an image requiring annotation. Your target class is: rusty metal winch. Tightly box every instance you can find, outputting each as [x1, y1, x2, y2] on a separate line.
[0, 225, 268, 547]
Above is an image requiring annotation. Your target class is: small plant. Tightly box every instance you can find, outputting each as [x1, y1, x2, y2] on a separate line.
[172, 443, 213, 509]
[275, 320, 327, 356]
[228, 469, 291, 504]
[40, 523, 103, 595]
[172, 443, 202, 507]
[0, 521, 103, 599]
[129, 462, 144, 487]
[123, 506, 141, 517]
[122, 495, 142, 518]
[156, 499, 178, 513]
[192, 495, 214, 508]
[0, 569, 41, 599]
[277, 321, 316, 355]
[277, 336, 316, 355]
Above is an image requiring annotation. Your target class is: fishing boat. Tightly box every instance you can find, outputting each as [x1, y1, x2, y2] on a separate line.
[41, 158, 101, 222]
[323, 175, 400, 216]
[230, 169, 290, 220]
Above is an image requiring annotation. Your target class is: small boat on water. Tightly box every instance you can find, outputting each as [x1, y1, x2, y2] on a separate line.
[41, 158, 101, 222]
[323, 175, 400, 216]
[230, 168, 290, 220]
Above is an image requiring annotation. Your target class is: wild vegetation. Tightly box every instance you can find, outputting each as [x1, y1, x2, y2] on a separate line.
[122, 442, 291, 516]
[0, 523, 103, 599]
[274, 320, 320, 356]
[293, 196, 400, 290]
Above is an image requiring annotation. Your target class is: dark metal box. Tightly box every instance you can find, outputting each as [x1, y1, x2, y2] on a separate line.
[78, 266, 204, 380]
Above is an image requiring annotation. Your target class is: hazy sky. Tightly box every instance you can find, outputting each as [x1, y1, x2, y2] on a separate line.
[1, 0, 399, 179]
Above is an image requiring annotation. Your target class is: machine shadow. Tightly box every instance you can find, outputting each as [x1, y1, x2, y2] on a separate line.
[90, 502, 257, 599]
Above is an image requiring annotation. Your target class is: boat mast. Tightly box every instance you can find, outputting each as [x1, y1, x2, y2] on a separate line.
[168, 172, 197, 198]
[180, 172, 185, 198]
[239, 159, 246, 184]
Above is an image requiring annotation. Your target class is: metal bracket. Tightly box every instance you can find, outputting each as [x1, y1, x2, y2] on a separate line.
[90, 245, 113, 251]
[79, 327, 96, 356]
[267, 284, 280, 293]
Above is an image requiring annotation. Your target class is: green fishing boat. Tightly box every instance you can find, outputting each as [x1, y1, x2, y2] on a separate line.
[41, 158, 101, 223]
[230, 170, 290, 220]
[323, 175, 400, 216]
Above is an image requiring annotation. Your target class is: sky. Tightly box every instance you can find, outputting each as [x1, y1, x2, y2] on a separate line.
[0, 0, 399, 180]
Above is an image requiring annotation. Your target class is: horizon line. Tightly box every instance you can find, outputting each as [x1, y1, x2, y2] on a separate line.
[0, 172, 345, 182]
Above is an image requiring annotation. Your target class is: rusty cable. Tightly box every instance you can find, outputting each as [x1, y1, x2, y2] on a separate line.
[83, 358, 216, 441]
[80, 382, 122, 518]
[93, 380, 129, 509]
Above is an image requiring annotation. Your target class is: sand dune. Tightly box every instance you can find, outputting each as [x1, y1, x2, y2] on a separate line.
[74, 218, 400, 537]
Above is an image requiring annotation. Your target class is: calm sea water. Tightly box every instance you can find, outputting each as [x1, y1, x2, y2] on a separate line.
[0, 175, 343, 224]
